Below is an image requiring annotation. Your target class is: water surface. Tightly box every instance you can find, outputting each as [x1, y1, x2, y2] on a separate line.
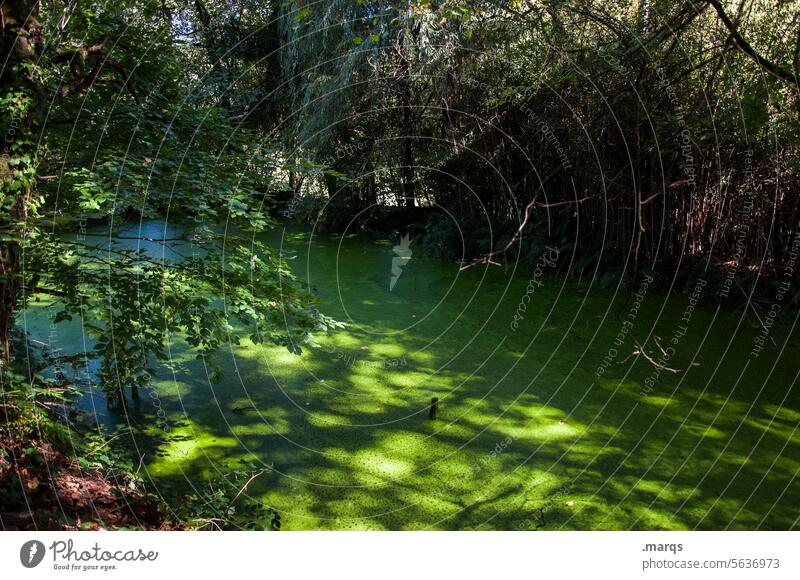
[22, 220, 800, 530]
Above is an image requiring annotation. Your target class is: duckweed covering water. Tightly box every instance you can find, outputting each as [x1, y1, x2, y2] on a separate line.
[22, 222, 800, 530]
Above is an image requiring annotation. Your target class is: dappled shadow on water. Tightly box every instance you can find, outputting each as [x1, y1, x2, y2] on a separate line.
[26, 228, 800, 530]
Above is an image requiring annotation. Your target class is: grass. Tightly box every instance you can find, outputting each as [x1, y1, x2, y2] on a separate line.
[22, 223, 800, 530]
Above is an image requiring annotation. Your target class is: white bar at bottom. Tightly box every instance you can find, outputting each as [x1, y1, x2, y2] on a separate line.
[1, 532, 796, 579]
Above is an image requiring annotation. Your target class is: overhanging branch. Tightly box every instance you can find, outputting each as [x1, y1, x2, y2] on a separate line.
[706, 0, 798, 89]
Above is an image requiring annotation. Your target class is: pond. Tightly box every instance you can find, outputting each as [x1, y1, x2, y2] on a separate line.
[20, 220, 800, 530]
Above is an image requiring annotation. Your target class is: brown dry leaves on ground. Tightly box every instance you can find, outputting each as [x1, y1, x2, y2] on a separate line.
[0, 434, 177, 530]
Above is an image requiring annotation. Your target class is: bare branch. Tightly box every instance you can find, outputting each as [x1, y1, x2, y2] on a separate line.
[632, 340, 682, 374]
[706, 0, 798, 89]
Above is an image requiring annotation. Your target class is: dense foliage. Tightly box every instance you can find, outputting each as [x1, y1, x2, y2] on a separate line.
[1, 0, 798, 529]
[1, 0, 335, 405]
[269, 1, 799, 297]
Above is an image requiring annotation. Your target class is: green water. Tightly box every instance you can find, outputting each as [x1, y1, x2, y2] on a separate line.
[22, 221, 800, 530]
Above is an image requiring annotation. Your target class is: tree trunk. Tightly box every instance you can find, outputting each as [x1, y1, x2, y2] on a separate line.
[0, 199, 23, 364]
[0, 0, 42, 365]
[400, 28, 415, 209]
[402, 137, 415, 208]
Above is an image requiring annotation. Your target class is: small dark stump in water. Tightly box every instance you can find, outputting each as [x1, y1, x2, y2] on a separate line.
[428, 397, 439, 421]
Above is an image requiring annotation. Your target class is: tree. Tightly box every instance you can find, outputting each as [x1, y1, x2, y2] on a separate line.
[1, 0, 334, 407]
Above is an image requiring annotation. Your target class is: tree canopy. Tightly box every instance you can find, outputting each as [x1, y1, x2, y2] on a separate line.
[1, 0, 798, 531]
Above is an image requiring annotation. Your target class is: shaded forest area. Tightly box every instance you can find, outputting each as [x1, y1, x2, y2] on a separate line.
[1, 0, 799, 529]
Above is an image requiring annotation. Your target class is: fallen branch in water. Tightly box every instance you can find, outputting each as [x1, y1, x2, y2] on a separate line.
[632, 340, 682, 374]
[651, 335, 669, 358]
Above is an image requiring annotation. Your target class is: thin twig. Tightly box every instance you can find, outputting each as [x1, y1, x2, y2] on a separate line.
[230, 469, 268, 504]
[632, 340, 682, 373]
[536, 195, 595, 208]
[86, 432, 127, 456]
[460, 188, 542, 271]
[651, 335, 669, 358]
